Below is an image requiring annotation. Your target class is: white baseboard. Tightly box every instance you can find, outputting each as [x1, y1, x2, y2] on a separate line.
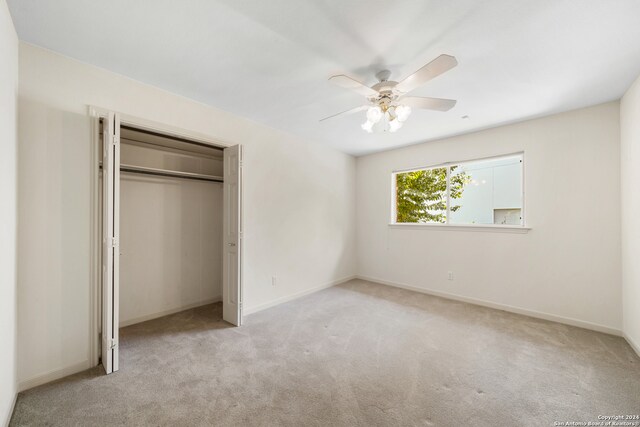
[119, 297, 222, 327]
[244, 275, 356, 316]
[356, 275, 623, 337]
[624, 332, 640, 358]
[3, 391, 17, 427]
[18, 359, 91, 392]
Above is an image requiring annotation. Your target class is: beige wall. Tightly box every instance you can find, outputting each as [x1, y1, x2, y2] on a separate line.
[0, 0, 18, 423]
[356, 102, 622, 333]
[17, 43, 357, 390]
[621, 75, 640, 354]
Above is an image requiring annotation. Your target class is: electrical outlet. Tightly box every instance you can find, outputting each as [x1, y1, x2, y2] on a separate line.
[447, 271, 454, 281]
[271, 276, 277, 286]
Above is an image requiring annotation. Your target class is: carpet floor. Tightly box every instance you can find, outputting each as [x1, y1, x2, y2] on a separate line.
[10, 279, 640, 426]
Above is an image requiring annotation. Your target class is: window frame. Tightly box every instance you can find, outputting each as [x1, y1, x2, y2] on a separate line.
[390, 152, 528, 232]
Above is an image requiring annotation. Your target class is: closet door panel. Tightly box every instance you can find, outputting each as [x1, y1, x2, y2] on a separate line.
[223, 144, 242, 326]
[101, 112, 120, 374]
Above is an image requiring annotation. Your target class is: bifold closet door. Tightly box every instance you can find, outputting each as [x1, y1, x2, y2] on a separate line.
[223, 144, 243, 326]
[102, 112, 120, 374]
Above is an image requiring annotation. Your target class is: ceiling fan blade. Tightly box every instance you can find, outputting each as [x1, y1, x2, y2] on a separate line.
[319, 105, 369, 122]
[328, 75, 378, 97]
[401, 96, 457, 111]
[395, 54, 458, 94]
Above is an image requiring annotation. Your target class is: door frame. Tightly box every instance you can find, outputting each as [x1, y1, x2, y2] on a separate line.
[88, 106, 242, 368]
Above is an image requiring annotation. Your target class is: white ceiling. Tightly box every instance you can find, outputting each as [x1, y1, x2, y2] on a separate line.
[8, 0, 640, 156]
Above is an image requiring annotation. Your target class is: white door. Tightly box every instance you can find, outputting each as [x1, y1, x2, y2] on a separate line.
[102, 112, 120, 373]
[223, 144, 243, 325]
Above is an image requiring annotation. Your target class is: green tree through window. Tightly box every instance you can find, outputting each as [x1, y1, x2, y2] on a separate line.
[395, 166, 470, 223]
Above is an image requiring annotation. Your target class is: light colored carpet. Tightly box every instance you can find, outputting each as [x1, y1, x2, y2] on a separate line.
[10, 279, 640, 426]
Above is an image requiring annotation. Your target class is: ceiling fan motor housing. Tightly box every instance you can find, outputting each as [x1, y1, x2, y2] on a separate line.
[371, 87, 399, 107]
[370, 70, 399, 105]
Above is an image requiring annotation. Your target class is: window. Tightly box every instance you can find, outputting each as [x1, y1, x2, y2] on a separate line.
[392, 154, 523, 226]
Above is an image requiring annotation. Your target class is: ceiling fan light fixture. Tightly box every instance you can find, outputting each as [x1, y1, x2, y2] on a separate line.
[395, 105, 412, 122]
[389, 119, 403, 133]
[361, 120, 374, 133]
[366, 106, 383, 124]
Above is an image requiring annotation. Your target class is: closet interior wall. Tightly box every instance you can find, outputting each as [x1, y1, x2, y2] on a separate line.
[116, 126, 224, 327]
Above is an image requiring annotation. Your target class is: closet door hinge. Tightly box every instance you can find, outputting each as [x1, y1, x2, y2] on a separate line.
[111, 237, 118, 247]
[109, 339, 118, 350]
[112, 135, 119, 145]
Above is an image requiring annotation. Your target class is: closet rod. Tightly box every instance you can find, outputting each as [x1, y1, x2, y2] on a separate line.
[121, 164, 223, 182]
[100, 163, 224, 183]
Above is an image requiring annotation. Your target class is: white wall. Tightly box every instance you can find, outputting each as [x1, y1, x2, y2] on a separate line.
[357, 102, 622, 333]
[17, 43, 356, 390]
[0, 1, 18, 423]
[621, 75, 640, 355]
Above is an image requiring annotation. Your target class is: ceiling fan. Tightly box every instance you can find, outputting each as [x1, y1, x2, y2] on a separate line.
[321, 54, 458, 133]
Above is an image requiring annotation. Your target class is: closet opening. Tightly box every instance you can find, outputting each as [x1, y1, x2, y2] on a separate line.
[96, 112, 242, 374]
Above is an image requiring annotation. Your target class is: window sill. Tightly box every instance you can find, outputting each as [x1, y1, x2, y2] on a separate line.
[388, 223, 531, 234]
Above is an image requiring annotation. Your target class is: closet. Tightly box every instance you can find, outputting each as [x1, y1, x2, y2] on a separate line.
[98, 112, 242, 374]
